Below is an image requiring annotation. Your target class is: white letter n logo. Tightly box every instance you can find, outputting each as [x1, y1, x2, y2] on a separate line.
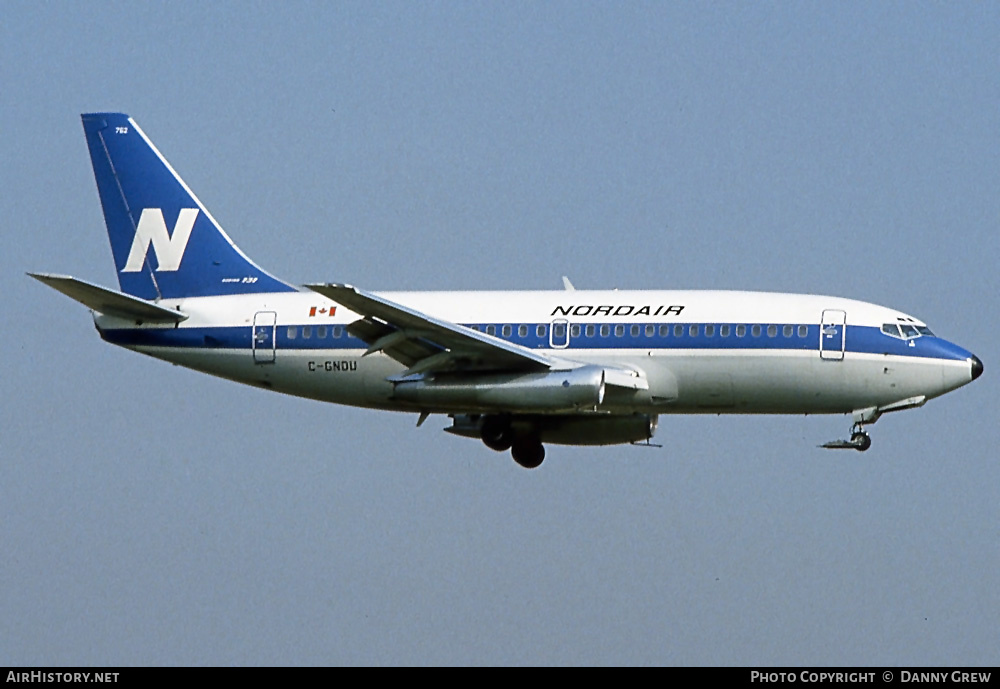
[121, 208, 198, 272]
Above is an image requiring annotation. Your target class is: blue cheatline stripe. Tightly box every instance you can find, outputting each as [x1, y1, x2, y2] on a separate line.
[98, 322, 974, 362]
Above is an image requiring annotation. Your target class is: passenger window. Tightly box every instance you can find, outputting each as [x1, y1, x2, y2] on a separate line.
[736, 325, 746, 338]
[553, 323, 566, 338]
[674, 325, 684, 337]
[660, 325, 669, 337]
[586, 324, 595, 337]
[630, 324, 640, 337]
[705, 325, 715, 337]
[518, 324, 528, 338]
[614, 324, 625, 337]
[645, 324, 655, 337]
[571, 324, 581, 337]
[783, 325, 793, 337]
[689, 325, 699, 337]
[600, 324, 610, 337]
[502, 325, 512, 338]
[287, 326, 297, 339]
[537, 324, 546, 337]
[486, 325, 496, 336]
[303, 326, 312, 339]
[317, 326, 327, 339]
[767, 325, 777, 337]
[720, 325, 730, 337]
[333, 325, 343, 338]
[798, 325, 808, 338]
[752, 324, 762, 337]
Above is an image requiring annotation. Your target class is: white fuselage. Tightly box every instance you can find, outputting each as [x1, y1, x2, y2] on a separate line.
[94, 288, 978, 418]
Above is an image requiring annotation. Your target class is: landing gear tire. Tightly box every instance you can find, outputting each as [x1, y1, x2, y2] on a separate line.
[511, 435, 545, 469]
[481, 415, 514, 452]
[851, 432, 872, 452]
[822, 422, 874, 452]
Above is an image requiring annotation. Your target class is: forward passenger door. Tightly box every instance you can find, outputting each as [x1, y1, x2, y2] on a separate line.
[819, 309, 846, 361]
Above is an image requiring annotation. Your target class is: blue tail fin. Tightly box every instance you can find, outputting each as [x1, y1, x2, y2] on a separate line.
[81, 113, 295, 299]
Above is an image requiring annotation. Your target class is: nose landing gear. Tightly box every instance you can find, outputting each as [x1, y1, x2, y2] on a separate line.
[822, 422, 872, 452]
[850, 424, 872, 451]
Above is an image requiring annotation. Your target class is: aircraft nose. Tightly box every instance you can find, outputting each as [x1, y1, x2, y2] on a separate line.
[971, 355, 984, 381]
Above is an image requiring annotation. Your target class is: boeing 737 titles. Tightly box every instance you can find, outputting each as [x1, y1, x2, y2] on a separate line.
[31, 113, 983, 468]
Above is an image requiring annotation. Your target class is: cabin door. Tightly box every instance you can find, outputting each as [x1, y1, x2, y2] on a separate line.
[253, 311, 277, 364]
[549, 319, 570, 349]
[819, 309, 846, 361]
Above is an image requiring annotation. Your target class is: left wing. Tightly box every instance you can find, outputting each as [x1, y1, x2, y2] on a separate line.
[305, 283, 649, 392]
[305, 283, 553, 376]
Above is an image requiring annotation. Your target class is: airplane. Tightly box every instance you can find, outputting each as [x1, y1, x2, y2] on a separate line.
[31, 112, 983, 468]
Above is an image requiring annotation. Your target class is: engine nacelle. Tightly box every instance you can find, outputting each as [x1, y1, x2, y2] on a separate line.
[393, 366, 606, 412]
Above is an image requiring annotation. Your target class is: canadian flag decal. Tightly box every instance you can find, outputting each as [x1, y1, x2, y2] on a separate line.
[309, 306, 337, 317]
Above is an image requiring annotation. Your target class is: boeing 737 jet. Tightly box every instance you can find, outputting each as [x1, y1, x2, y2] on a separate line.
[31, 113, 983, 468]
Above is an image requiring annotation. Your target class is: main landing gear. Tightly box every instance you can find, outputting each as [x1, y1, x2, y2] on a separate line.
[480, 415, 546, 469]
[511, 435, 545, 469]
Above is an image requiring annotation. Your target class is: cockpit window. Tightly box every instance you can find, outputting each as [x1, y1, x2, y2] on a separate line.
[882, 322, 934, 340]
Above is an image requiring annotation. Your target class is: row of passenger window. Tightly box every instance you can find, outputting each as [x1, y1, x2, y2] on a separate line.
[287, 325, 345, 340]
[284, 322, 814, 341]
[473, 323, 812, 339]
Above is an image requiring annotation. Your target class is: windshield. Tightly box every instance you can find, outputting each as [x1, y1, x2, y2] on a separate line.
[881, 322, 935, 340]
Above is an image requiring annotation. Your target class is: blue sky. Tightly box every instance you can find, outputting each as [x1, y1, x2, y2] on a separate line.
[2, 1, 997, 665]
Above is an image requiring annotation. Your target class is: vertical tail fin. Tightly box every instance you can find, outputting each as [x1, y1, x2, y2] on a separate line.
[81, 113, 295, 299]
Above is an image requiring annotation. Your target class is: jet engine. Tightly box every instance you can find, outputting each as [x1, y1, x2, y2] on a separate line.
[393, 366, 606, 413]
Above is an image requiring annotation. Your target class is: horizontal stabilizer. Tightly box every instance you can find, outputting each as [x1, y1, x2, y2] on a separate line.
[28, 273, 188, 322]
